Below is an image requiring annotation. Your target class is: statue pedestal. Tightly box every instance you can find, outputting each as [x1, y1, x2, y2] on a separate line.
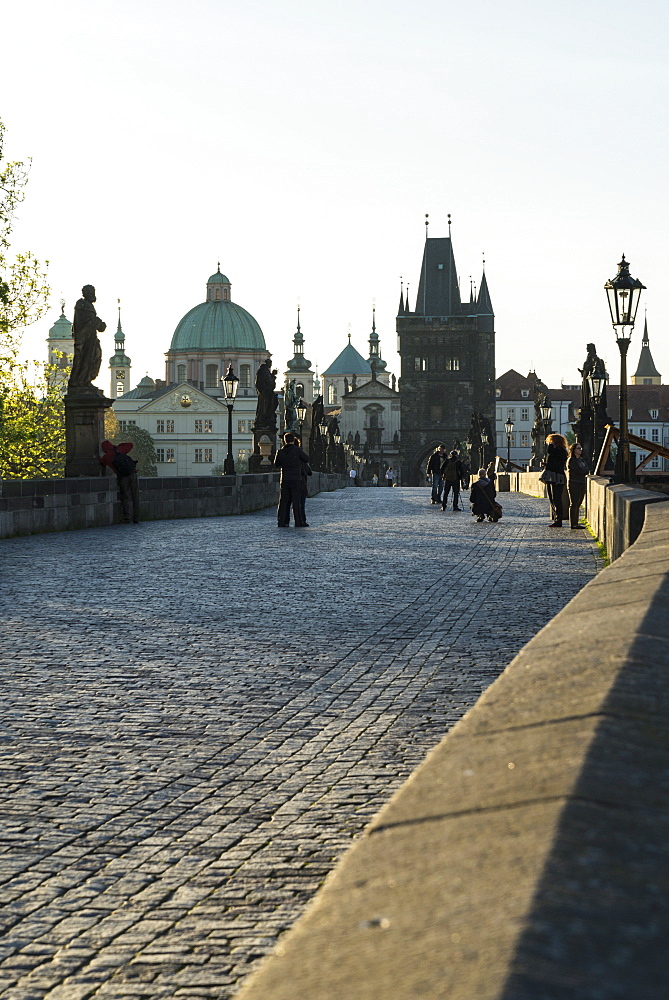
[65, 392, 114, 477]
[249, 427, 276, 472]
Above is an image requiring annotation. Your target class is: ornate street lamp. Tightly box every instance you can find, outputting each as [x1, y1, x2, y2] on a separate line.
[605, 255, 645, 481]
[295, 397, 307, 445]
[480, 430, 488, 471]
[587, 368, 609, 470]
[504, 416, 514, 469]
[221, 364, 239, 474]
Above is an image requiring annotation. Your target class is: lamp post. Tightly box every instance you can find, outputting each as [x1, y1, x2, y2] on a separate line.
[605, 255, 645, 482]
[319, 419, 329, 472]
[587, 369, 609, 472]
[221, 364, 239, 474]
[504, 416, 514, 470]
[480, 431, 488, 471]
[540, 398, 552, 458]
[295, 397, 307, 446]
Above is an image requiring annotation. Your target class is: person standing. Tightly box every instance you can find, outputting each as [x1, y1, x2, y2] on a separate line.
[371, 473, 379, 487]
[294, 435, 312, 526]
[274, 432, 310, 527]
[349, 467, 358, 486]
[541, 432, 569, 527]
[567, 442, 589, 529]
[440, 450, 465, 512]
[385, 466, 394, 486]
[470, 468, 498, 523]
[100, 440, 140, 523]
[427, 445, 446, 504]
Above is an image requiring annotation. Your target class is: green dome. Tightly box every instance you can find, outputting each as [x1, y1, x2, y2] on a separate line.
[170, 270, 266, 352]
[48, 311, 72, 340]
[170, 301, 266, 352]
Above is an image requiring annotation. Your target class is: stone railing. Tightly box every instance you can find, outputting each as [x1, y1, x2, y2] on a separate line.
[236, 499, 669, 1000]
[0, 472, 347, 539]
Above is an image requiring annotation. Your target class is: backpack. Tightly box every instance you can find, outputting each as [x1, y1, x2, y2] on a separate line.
[443, 458, 459, 482]
[112, 450, 137, 476]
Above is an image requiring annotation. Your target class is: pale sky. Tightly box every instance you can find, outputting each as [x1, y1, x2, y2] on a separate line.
[3, 0, 667, 393]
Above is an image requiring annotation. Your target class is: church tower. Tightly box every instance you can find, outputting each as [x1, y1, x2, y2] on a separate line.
[284, 306, 315, 402]
[109, 300, 132, 399]
[46, 299, 74, 389]
[631, 315, 661, 385]
[397, 222, 495, 484]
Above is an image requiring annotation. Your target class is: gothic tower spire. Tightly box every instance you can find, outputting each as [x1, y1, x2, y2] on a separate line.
[109, 299, 132, 399]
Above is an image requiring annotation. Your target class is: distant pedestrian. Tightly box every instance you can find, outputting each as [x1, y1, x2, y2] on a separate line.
[274, 432, 310, 527]
[293, 435, 312, 526]
[440, 450, 465, 512]
[372, 473, 379, 487]
[349, 467, 359, 486]
[100, 440, 140, 523]
[470, 468, 498, 523]
[427, 445, 446, 504]
[385, 466, 394, 486]
[486, 461, 497, 487]
[567, 442, 589, 529]
[540, 433, 569, 527]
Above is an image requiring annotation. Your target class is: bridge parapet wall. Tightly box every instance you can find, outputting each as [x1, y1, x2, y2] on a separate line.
[0, 472, 346, 538]
[236, 499, 669, 1000]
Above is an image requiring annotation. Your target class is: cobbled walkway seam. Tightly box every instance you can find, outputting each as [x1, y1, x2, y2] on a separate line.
[0, 488, 596, 998]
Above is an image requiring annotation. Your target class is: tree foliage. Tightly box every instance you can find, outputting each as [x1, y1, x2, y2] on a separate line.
[0, 359, 65, 478]
[105, 412, 158, 476]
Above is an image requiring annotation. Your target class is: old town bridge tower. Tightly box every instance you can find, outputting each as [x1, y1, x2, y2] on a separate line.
[397, 230, 495, 484]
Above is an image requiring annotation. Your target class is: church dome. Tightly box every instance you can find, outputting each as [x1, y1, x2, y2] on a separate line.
[169, 268, 266, 353]
[48, 306, 72, 340]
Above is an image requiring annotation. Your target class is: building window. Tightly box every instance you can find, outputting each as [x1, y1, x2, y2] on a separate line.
[496, 389, 501, 398]
[118, 420, 136, 431]
[204, 419, 212, 432]
[195, 419, 202, 433]
[166, 419, 174, 433]
[521, 408, 529, 421]
[237, 419, 247, 432]
[205, 364, 218, 388]
[295, 382, 304, 397]
[215, 288, 220, 300]
[652, 428, 659, 443]
[521, 434, 530, 447]
[177, 364, 187, 382]
[239, 364, 251, 389]
[650, 409, 659, 419]
[156, 448, 165, 462]
[521, 390, 529, 398]
[194, 449, 203, 463]
[507, 408, 515, 420]
[156, 420, 164, 433]
[651, 456, 660, 468]
[414, 358, 427, 372]
[238, 449, 248, 463]
[166, 448, 175, 462]
[447, 358, 460, 371]
[639, 427, 647, 439]
[204, 448, 213, 462]
[328, 383, 338, 405]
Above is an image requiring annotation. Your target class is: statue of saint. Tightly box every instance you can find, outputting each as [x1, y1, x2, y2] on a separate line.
[284, 379, 297, 432]
[254, 359, 278, 432]
[69, 285, 106, 391]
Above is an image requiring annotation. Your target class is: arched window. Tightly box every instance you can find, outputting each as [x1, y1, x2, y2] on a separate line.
[223, 288, 229, 301]
[205, 364, 218, 388]
[328, 383, 338, 405]
[239, 364, 251, 388]
[295, 382, 304, 397]
[177, 364, 187, 383]
[215, 288, 220, 300]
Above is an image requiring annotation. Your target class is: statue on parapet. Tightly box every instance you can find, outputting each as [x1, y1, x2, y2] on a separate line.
[284, 378, 297, 432]
[254, 359, 278, 433]
[68, 285, 106, 394]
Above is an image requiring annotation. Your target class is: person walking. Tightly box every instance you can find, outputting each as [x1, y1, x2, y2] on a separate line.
[100, 439, 140, 523]
[274, 432, 310, 527]
[427, 445, 446, 504]
[349, 467, 358, 486]
[470, 468, 498, 523]
[440, 450, 465, 512]
[385, 466, 394, 486]
[567, 441, 589, 529]
[541, 432, 569, 527]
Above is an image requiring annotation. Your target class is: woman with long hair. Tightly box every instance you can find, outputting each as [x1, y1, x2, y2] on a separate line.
[567, 441, 589, 529]
[542, 432, 569, 527]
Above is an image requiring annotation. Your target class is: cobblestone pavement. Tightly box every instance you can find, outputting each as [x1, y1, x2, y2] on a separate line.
[0, 488, 598, 999]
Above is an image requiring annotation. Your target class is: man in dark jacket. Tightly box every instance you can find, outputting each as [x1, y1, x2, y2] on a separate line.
[440, 450, 465, 512]
[274, 432, 310, 527]
[100, 440, 140, 523]
[426, 445, 446, 504]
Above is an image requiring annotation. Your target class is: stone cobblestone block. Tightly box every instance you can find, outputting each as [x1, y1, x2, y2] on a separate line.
[0, 488, 596, 997]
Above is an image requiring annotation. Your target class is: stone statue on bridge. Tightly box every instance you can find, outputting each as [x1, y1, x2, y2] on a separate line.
[68, 285, 107, 394]
[574, 343, 609, 470]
